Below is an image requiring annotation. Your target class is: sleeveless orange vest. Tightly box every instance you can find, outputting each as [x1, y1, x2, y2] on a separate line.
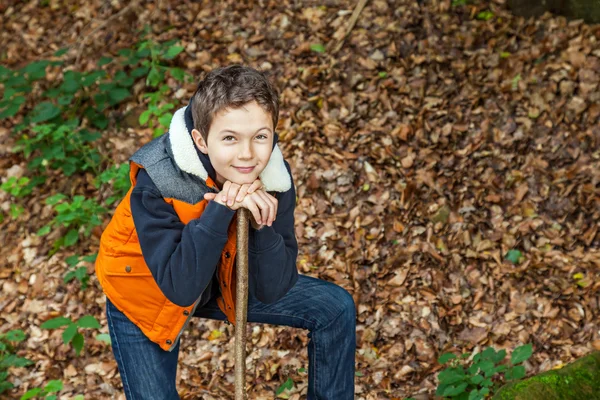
[95, 162, 239, 351]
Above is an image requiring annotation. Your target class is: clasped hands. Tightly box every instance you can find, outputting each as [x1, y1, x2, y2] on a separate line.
[203, 179, 277, 229]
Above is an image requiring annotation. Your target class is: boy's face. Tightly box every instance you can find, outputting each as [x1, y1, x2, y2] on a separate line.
[191, 101, 274, 187]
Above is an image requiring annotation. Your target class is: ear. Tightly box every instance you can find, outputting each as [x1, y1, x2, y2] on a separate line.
[191, 129, 208, 154]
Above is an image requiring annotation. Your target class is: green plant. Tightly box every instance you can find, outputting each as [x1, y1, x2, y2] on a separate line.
[139, 84, 176, 137]
[20, 380, 63, 400]
[14, 120, 102, 176]
[40, 315, 101, 356]
[476, 10, 494, 21]
[38, 194, 107, 250]
[64, 254, 97, 289]
[276, 377, 295, 398]
[94, 163, 131, 205]
[1, 177, 35, 198]
[0, 330, 33, 395]
[436, 344, 533, 399]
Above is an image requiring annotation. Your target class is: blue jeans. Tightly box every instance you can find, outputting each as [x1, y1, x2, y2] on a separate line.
[106, 274, 356, 399]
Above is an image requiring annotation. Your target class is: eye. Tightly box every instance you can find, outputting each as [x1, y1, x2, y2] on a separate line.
[256, 133, 268, 140]
[223, 135, 236, 141]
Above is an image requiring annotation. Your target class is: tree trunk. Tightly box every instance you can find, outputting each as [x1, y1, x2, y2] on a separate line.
[508, 0, 600, 23]
[493, 351, 600, 400]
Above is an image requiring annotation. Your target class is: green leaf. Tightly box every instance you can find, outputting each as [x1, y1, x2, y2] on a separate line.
[53, 47, 69, 57]
[77, 315, 101, 329]
[0, 103, 22, 119]
[65, 255, 80, 266]
[72, 332, 84, 356]
[158, 112, 173, 128]
[493, 349, 507, 363]
[72, 395, 85, 400]
[443, 382, 468, 396]
[20, 388, 42, 400]
[169, 67, 185, 81]
[30, 102, 61, 123]
[505, 249, 523, 264]
[438, 352, 457, 364]
[275, 377, 294, 396]
[95, 333, 111, 344]
[97, 56, 113, 66]
[131, 66, 150, 78]
[139, 110, 152, 125]
[470, 374, 484, 385]
[64, 229, 79, 247]
[46, 193, 67, 205]
[23, 61, 50, 80]
[44, 379, 63, 393]
[480, 377, 493, 387]
[438, 367, 466, 385]
[163, 45, 185, 60]
[147, 67, 162, 87]
[310, 43, 326, 53]
[37, 225, 51, 236]
[378, 71, 388, 78]
[41, 316, 72, 329]
[511, 344, 533, 365]
[5, 329, 26, 342]
[62, 323, 78, 344]
[468, 390, 482, 400]
[108, 87, 130, 105]
[508, 365, 526, 380]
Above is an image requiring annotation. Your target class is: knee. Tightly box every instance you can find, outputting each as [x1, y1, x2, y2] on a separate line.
[330, 285, 356, 328]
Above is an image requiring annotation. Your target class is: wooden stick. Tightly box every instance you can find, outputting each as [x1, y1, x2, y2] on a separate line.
[331, 0, 370, 54]
[235, 208, 250, 400]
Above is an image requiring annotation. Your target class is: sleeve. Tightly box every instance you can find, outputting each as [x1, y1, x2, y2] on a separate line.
[130, 169, 236, 307]
[247, 162, 299, 304]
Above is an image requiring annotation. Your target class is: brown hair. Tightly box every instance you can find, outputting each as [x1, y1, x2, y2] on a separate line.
[191, 65, 279, 140]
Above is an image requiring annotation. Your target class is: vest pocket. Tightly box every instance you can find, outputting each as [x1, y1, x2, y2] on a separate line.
[102, 256, 152, 277]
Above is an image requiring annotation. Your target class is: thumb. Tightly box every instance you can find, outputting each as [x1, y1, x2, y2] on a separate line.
[204, 193, 217, 201]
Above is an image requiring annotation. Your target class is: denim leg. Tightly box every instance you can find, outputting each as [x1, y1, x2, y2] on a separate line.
[194, 274, 356, 400]
[106, 297, 181, 400]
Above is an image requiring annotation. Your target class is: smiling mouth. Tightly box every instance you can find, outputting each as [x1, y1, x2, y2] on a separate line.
[233, 166, 256, 173]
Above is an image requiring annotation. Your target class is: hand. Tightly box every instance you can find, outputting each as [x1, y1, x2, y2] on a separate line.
[204, 179, 262, 207]
[205, 187, 278, 227]
[233, 190, 278, 228]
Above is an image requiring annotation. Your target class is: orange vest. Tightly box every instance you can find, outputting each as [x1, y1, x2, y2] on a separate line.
[95, 162, 239, 351]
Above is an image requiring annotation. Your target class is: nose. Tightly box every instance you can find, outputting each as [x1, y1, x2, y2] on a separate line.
[238, 141, 253, 160]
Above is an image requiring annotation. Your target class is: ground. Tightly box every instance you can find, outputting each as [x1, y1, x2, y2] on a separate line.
[0, 0, 599, 399]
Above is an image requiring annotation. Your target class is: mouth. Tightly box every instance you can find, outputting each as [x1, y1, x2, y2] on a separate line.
[233, 166, 256, 173]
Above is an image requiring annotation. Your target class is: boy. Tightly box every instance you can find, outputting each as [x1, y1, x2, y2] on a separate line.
[95, 66, 356, 399]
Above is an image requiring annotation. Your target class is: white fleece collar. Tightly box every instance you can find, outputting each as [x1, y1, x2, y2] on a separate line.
[168, 107, 292, 192]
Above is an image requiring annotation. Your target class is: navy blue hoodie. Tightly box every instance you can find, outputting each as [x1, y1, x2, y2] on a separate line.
[128, 103, 298, 308]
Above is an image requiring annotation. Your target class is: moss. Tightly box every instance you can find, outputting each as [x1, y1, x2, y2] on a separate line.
[493, 352, 600, 400]
[507, 0, 600, 23]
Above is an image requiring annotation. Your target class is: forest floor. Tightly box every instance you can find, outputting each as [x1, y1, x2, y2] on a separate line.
[1, 0, 600, 399]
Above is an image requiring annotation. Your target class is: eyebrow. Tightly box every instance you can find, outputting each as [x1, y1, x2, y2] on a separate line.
[218, 127, 272, 135]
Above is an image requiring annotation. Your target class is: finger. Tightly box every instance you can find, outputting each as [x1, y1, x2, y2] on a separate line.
[256, 191, 275, 226]
[204, 193, 217, 201]
[227, 183, 240, 206]
[245, 198, 262, 225]
[247, 179, 263, 194]
[250, 192, 270, 226]
[236, 184, 250, 203]
[221, 181, 231, 203]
